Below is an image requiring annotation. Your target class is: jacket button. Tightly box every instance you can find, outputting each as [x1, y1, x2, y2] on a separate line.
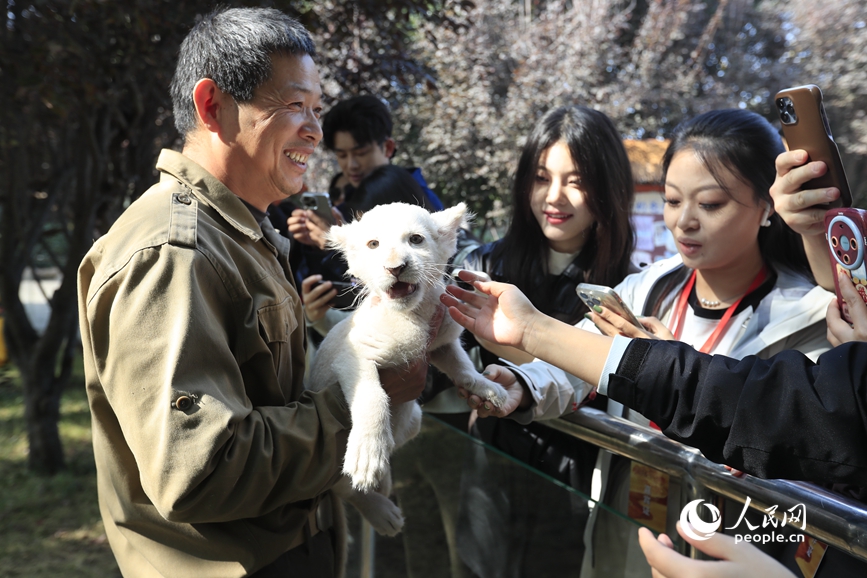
[176, 193, 192, 205]
[174, 396, 193, 411]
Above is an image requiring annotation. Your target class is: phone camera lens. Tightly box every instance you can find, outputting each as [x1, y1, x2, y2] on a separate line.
[844, 254, 851, 264]
[851, 238, 859, 251]
[579, 292, 588, 300]
[590, 297, 601, 306]
[831, 236, 839, 247]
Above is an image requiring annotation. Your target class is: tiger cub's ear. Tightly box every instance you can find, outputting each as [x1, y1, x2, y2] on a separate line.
[431, 203, 470, 251]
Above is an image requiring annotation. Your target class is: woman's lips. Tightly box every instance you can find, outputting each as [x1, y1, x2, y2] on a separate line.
[545, 212, 572, 225]
[678, 238, 702, 257]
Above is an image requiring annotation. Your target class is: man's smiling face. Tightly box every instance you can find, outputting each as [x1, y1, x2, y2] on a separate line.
[228, 53, 323, 206]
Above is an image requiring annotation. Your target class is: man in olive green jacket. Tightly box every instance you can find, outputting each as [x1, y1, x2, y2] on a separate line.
[77, 8, 427, 577]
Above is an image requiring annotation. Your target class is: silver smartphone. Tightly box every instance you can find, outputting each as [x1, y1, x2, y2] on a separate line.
[576, 283, 642, 328]
[293, 192, 336, 225]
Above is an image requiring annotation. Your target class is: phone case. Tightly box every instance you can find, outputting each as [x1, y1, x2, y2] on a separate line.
[576, 283, 642, 328]
[825, 208, 867, 323]
[775, 84, 851, 207]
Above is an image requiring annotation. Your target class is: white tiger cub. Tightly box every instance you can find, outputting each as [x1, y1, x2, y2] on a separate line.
[307, 201, 508, 539]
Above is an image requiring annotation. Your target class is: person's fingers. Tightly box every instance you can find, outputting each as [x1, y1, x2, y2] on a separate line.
[774, 149, 808, 174]
[445, 283, 490, 308]
[309, 288, 337, 308]
[838, 271, 867, 327]
[303, 209, 333, 233]
[638, 526, 690, 578]
[826, 298, 848, 347]
[639, 316, 674, 340]
[441, 292, 480, 321]
[674, 521, 739, 561]
[656, 532, 675, 550]
[781, 158, 827, 194]
[301, 274, 322, 293]
[586, 309, 626, 338]
[445, 303, 476, 333]
[480, 364, 513, 386]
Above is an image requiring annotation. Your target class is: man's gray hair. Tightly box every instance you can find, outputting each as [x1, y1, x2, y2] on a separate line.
[170, 7, 316, 139]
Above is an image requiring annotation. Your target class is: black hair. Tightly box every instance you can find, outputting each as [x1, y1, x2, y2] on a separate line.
[322, 95, 393, 151]
[493, 106, 636, 304]
[661, 109, 812, 280]
[170, 7, 316, 139]
[340, 165, 430, 220]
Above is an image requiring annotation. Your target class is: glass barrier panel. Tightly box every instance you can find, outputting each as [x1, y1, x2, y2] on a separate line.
[343, 413, 655, 578]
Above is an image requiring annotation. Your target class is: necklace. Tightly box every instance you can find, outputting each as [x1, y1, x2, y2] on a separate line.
[698, 296, 723, 308]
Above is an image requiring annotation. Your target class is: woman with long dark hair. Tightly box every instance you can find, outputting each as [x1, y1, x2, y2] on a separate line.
[434, 105, 637, 578]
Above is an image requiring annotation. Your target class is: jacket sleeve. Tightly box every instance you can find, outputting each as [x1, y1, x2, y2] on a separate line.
[508, 361, 594, 423]
[607, 339, 867, 485]
[82, 245, 352, 524]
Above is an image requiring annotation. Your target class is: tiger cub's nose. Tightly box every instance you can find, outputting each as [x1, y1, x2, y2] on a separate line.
[386, 264, 406, 278]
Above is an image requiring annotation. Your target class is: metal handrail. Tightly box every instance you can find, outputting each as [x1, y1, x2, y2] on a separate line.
[545, 407, 867, 562]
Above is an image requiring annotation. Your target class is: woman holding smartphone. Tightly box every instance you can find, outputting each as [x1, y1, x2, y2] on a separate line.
[466, 109, 835, 577]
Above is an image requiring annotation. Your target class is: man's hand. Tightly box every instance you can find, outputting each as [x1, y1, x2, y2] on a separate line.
[378, 304, 445, 405]
[638, 523, 796, 578]
[301, 275, 335, 323]
[442, 270, 539, 351]
[287, 207, 343, 249]
[456, 364, 530, 418]
[827, 271, 867, 346]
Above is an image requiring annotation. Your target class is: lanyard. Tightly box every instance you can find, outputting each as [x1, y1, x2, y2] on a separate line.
[669, 267, 767, 354]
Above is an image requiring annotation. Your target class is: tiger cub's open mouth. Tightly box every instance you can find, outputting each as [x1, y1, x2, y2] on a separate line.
[387, 282, 418, 299]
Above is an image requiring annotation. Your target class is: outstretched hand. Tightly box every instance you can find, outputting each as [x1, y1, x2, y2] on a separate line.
[441, 270, 539, 351]
[638, 523, 796, 578]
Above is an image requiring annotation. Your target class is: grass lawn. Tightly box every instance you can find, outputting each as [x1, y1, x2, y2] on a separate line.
[0, 362, 121, 577]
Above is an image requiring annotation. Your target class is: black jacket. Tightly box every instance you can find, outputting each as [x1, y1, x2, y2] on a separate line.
[608, 339, 867, 485]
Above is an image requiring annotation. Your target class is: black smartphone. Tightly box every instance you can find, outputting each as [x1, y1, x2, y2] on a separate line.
[775, 84, 851, 208]
[318, 279, 360, 310]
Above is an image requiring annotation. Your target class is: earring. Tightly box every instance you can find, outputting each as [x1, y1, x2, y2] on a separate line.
[760, 205, 772, 227]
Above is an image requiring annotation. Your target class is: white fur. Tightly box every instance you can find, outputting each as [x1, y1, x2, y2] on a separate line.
[307, 202, 508, 536]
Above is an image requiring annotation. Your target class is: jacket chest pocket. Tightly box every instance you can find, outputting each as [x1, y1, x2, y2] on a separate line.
[257, 297, 299, 384]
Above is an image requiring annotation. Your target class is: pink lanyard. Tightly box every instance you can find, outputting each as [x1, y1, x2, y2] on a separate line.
[669, 267, 767, 354]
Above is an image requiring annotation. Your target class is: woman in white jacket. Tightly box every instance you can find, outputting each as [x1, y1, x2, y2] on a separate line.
[469, 109, 834, 577]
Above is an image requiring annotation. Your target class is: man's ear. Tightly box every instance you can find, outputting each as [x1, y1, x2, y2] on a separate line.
[192, 78, 229, 134]
[383, 138, 396, 159]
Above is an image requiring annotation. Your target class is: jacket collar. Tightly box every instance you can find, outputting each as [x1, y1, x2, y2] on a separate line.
[156, 149, 263, 242]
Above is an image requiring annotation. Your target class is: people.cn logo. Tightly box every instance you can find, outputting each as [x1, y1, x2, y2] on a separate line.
[680, 499, 722, 540]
